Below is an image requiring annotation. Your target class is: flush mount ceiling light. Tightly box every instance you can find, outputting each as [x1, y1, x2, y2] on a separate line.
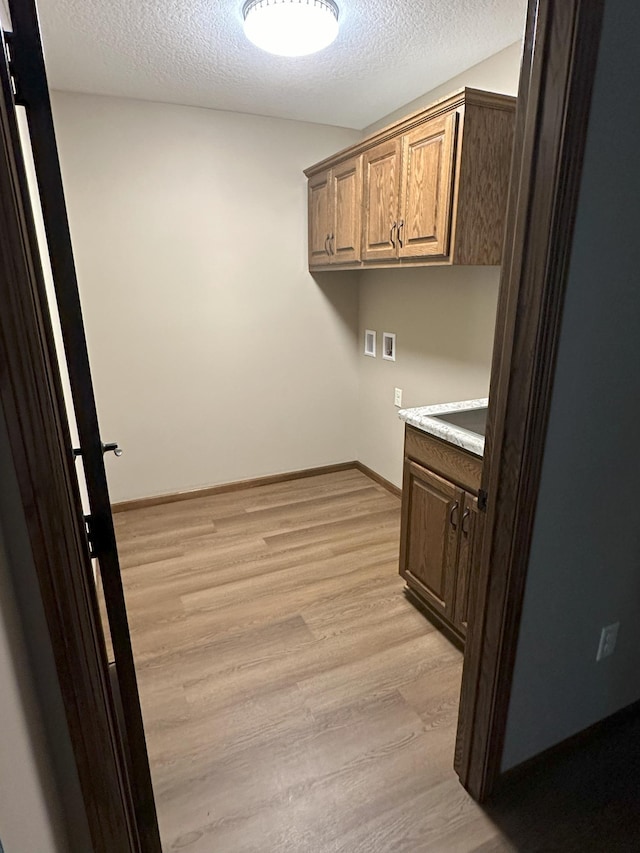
[242, 0, 340, 57]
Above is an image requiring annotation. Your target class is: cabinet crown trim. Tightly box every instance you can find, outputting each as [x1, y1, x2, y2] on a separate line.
[304, 87, 516, 177]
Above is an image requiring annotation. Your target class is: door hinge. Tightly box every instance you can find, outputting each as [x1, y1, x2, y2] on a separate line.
[2, 31, 25, 106]
[84, 514, 98, 558]
[478, 488, 488, 513]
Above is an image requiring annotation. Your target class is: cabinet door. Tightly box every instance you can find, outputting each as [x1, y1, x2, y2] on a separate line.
[331, 156, 362, 264]
[454, 493, 481, 636]
[399, 111, 458, 259]
[400, 459, 462, 620]
[308, 169, 332, 267]
[362, 138, 402, 261]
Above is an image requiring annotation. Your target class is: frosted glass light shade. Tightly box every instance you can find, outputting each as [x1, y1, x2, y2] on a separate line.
[242, 0, 339, 57]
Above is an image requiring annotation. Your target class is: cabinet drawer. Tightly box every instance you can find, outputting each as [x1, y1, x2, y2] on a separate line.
[404, 425, 482, 494]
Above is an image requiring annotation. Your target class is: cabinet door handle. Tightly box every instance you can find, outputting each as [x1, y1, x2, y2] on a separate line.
[329, 233, 335, 255]
[390, 221, 397, 248]
[450, 501, 460, 530]
[462, 507, 471, 536]
[397, 219, 404, 248]
[325, 235, 330, 255]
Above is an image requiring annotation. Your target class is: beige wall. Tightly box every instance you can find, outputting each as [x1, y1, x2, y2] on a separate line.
[364, 41, 524, 136]
[356, 43, 522, 488]
[52, 42, 524, 502]
[358, 268, 501, 486]
[52, 92, 361, 502]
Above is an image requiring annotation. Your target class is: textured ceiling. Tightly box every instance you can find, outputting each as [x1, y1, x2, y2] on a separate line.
[34, 0, 526, 130]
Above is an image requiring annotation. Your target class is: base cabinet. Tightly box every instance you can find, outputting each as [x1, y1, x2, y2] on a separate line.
[454, 494, 480, 635]
[399, 426, 484, 646]
[401, 461, 461, 623]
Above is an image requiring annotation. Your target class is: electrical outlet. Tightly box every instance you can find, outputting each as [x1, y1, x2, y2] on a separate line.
[596, 622, 619, 661]
[394, 387, 403, 407]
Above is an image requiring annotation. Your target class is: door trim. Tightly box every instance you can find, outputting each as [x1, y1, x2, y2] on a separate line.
[455, 0, 605, 801]
[0, 25, 140, 852]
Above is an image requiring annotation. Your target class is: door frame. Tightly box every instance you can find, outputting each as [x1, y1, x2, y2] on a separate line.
[454, 0, 605, 800]
[0, 0, 608, 850]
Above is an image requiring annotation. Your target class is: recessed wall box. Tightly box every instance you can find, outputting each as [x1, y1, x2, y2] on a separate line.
[382, 332, 396, 361]
[364, 329, 376, 357]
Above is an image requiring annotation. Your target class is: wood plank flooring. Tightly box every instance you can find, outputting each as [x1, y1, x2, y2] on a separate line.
[113, 469, 640, 853]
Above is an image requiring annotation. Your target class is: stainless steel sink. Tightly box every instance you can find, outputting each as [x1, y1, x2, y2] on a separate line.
[432, 407, 488, 437]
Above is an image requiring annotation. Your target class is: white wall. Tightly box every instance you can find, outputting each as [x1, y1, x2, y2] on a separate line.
[356, 45, 523, 488]
[502, 0, 640, 770]
[52, 93, 361, 503]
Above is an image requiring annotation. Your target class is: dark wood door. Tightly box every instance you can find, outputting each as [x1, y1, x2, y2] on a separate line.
[0, 36, 140, 853]
[5, 3, 161, 850]
[400, 459, 462, 620]
[454, 493, 481, 636]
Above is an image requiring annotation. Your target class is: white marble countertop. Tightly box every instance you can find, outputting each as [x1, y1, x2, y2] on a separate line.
[398, 398, 488, 457]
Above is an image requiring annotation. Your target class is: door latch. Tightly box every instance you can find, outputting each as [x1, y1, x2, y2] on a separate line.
[102, 442, 123, 457]
[73, 442, 123, 458]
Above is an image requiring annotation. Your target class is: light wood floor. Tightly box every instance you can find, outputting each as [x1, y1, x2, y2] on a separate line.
[113, 469, 640, 853]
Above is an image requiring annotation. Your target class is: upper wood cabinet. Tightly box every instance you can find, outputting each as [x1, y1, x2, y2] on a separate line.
[331, 156, 362, 265]
[308, 155, 362, 267]
[362, 138, 401, 261]
[399, 112, 457, 260]
[308, 170, 332, 266]
[363, 114, 457, 262]
[305, 88, 516, 271]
